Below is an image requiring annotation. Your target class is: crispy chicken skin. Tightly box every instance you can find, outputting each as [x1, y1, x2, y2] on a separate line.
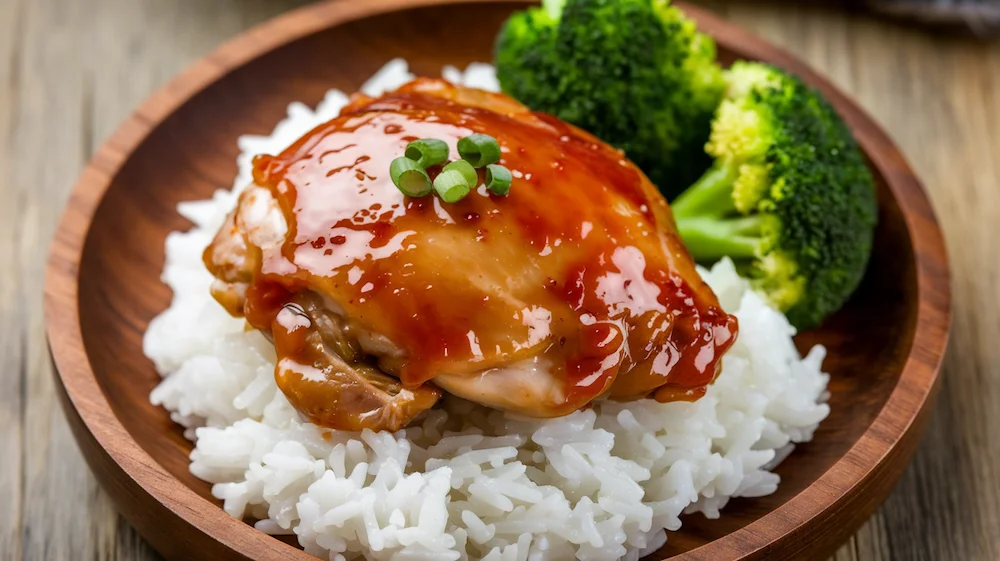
[204, 78, 737, 431]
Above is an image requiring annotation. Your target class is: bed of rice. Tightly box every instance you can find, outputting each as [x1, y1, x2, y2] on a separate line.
[143, 60, 831, 561]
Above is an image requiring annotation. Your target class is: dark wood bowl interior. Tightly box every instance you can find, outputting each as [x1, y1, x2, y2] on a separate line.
[48, 1, 949, 560]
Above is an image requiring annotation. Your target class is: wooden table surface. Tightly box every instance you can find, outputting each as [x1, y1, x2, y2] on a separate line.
[2, 0, 997, 559]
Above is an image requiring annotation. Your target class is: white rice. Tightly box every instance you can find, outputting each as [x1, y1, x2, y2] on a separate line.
[143, 60, 830, 561]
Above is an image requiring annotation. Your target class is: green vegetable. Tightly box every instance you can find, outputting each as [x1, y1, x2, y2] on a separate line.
[671, 62, 878, 329]
[389, 157, 432, 197]
[405, 138, 450, 168]
[494, 0, 724, 192]
[458, 134, 502, 168]
[443, 159, 479, 187]
[433, 169, 472, 203]
[485, 164, 512, 195]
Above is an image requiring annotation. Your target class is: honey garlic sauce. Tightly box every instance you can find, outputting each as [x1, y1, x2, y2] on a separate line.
[247, 79, 737, 414]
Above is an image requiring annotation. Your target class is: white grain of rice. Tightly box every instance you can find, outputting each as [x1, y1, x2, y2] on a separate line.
[144, 59, 831, 561]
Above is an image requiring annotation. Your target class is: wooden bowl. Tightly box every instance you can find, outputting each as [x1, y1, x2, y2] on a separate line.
[44, 1, 951, 559]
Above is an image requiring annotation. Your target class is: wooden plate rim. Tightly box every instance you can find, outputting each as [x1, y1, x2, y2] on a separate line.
[43, 1, 952, 559]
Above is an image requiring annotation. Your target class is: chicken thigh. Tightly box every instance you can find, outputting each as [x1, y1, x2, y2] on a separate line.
[204, 78, 738, 431]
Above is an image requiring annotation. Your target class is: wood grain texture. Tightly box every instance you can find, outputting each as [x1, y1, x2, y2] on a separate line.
[0, 1, 990, 561]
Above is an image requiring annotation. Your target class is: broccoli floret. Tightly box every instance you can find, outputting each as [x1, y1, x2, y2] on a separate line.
[671, 62, 878, 329]
[494, 0, 724, 190]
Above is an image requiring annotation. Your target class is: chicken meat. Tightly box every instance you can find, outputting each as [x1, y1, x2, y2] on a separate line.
[203, 78, 738, 432]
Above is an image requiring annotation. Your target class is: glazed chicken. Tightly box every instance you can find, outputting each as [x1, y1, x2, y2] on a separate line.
[204, 78, 738, 432]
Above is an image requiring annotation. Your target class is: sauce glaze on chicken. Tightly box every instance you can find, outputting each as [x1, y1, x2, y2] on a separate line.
[204, 78, 738, 432]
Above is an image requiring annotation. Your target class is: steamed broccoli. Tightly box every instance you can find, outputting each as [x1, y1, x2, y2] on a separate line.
[494, 0, 724, 189]
[671, 62, 878, 329]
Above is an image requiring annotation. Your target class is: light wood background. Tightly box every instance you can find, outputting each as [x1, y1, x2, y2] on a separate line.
[2, 0, 997, 559]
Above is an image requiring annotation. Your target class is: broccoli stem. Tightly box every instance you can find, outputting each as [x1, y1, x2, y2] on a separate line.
[543, 0, 567, 19]
[670, 161, 738, 219]
[670, 160, 762, 261]
[674, 215, 764, 261]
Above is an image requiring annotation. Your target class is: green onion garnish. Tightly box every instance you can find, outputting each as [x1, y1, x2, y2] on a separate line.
[390, 157, 432, 197]
[443, 160, 478, 187]
[485, 164, 512, 195]
[404, 138, 449, 168]
[457, 134, 502, 168]
[433, 169, 472, 203]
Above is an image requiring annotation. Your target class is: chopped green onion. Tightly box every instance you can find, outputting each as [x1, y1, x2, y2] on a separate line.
[404, 138, 449, 169]
[404, 138, 449, 168]
[457, 134, 502, 168]
[443, 160, 478, 187]
[433, 169, 472, 203]
[485, 164, 512, 195]
[390, 157, 432, 197]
